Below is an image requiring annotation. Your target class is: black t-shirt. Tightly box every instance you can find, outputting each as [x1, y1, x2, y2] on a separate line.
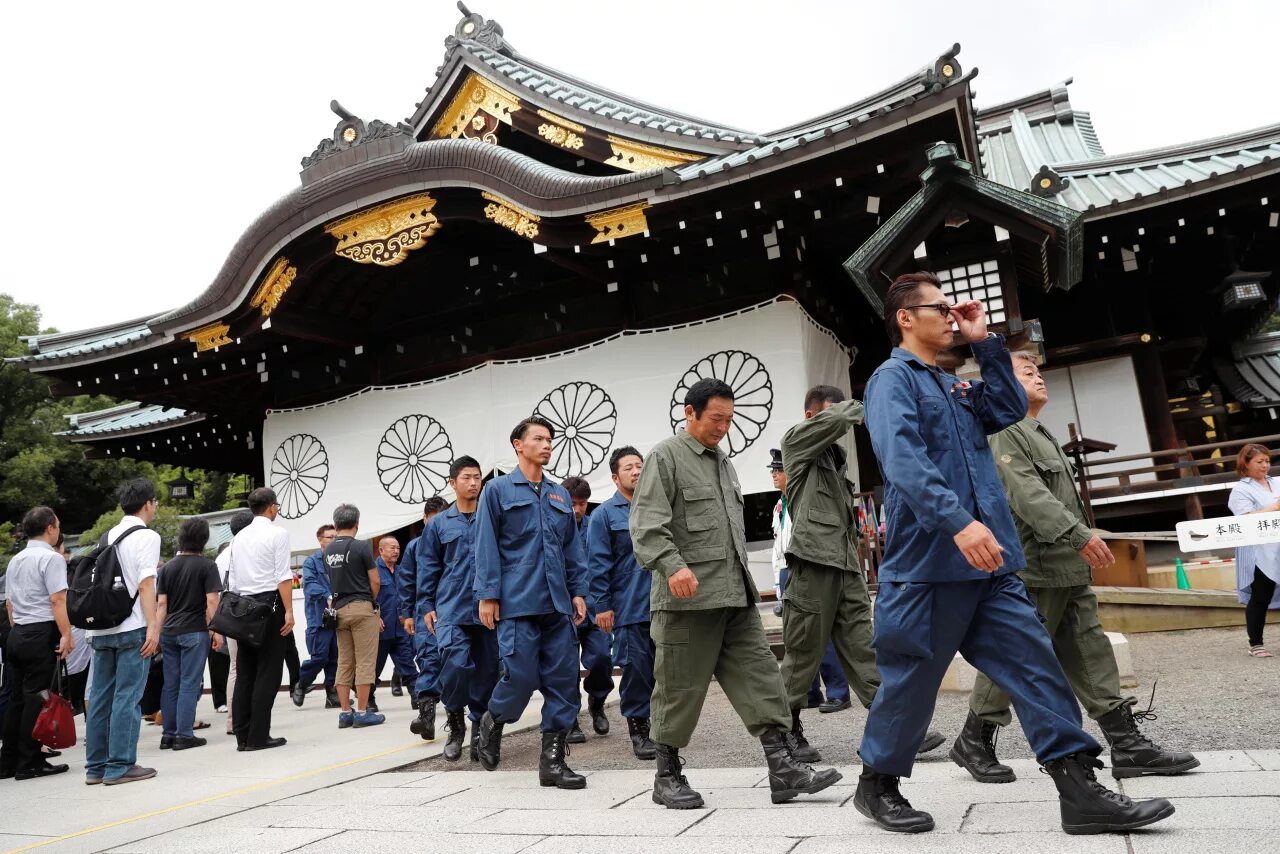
[326, 536, 377, 610]
[156, 555, 221, 636]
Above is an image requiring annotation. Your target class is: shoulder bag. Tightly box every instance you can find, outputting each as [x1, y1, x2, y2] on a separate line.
[208, 546, 276, 647]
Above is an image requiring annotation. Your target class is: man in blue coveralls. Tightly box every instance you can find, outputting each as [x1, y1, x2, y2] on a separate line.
[291, 524, 340, 709]
[561, 475, 614, 743]
[369, 536, 418, 716]
[420, 456, 499, 762]
[854, 271, 1173, 836]
[586, 446, 656, 760]
[474, 416, 590, 789]
[403, 497, 448, 740]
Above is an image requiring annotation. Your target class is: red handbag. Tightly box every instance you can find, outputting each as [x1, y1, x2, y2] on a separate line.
[32, 663, 77, 750]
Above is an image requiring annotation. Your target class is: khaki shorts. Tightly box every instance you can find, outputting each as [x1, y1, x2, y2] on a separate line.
[335, 600, 380, 687]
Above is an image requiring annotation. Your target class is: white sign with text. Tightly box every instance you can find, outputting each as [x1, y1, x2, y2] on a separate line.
[1176, 511, 1280, 552]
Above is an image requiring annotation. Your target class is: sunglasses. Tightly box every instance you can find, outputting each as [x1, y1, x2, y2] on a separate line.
[902, 303, 954, 318]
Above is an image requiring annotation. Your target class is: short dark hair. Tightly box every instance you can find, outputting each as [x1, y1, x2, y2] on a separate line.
[511, 416, 555, 445]
[884, 271, 943, 345]
[609, 445, 643, 475]
[228, 509, 254, 536]
[315, 524, 336, 539]
[117, 478, 157, 515]
[21, 506, 58, 540]
[685, 378, 735, 418]
[804, 384, 846, 411]
[424, 496, 449, 517]
[177, 518, 211, 553]
[449, 455, 482, 481]
[333, 503, 360, 530]
[562, 477, 591, 501]
[248, 487, 278, 516]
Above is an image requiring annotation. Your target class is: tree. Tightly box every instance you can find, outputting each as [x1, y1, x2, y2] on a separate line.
[81, 505, 185, 562]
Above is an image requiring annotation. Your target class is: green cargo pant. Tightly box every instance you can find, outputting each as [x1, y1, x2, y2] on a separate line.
[650, 605, 791, 748]
[780, 557, 881, 711]
[971, 583, 1131, 726]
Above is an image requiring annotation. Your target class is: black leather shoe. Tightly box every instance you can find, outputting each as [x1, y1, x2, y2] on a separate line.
[916, 730, 946, 755]
[628, 717, 657, 760]
[786, 708, 822, 763]
[588, 696, 610, 735]
[1097, 702, 1200, 779]
[443, 709, 466, 762]
[567, 718, 587, 744]
[818, 697, 852, 714]
[1043, 753, 1175, 834]
[243, 737, 287, 751]
[475, 711, 504, 771]
[160, 736, 174, 749]
[324, 686, 340, 709]
[950, 710, 1016, 783]
[762, 728, 842, 804]
[410, 698, 437, 741]
[171, 735, 208, 751]
[0, 767, 15, 780]
[852, 766, 934, 832]
[538, 730, 587, 789]
[15, 762, 70, 781]
[291, 682, 306, 707]
[390, 672, 404, 697]
[652, 743, 704, 809]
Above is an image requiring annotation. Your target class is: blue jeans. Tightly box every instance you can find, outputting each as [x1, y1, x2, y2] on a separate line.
[160, 631, 209, 739]
[86, 628, 149, 782]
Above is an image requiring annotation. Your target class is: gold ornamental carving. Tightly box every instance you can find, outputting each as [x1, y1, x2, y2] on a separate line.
[536, 109, 585, 151]
[186, 322, 232, 353]
[586, 201, 650, 244]
[249, 257, 297, 317]
[431, 73, 521, 144]
[324, 193, 441, 267]
[482, 192, 540, 240]
[606, 136, 701, 172]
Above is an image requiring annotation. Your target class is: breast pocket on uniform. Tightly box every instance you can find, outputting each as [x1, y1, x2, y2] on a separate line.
[681, 485, 719, 532]
[499, 495, 536, 544]
[917, 396, 953, 454]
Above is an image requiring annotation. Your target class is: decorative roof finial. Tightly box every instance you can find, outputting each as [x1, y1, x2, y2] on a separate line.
[450, 2, 510, 52]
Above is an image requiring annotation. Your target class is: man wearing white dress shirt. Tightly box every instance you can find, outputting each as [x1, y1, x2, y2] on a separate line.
[229, 488, 296, 751]
[86, 479, 162, 786]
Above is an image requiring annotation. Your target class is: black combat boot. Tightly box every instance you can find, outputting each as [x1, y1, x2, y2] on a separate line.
[324, 686, 340, 709]
[852, 766, 935, 833]
[652, 743, 704, 809]
[786, 708, 822, 763]
[761, 728, 842, 804]
[470, 726, 481, 763]
[567, 717, 587, 744]
[538, 730, 587, 789]
[1097, 702, 1200, 779]
[950, 710, 1016, 783]
[442, 709, 466, 762]
[409, 697, 436, 741]
[1043, 752, 1174, 834]
[588, 696, 610, 735]
[390, 672, 403, 697]
[474, 711, 504, 771]
[627, 717, 657, 760]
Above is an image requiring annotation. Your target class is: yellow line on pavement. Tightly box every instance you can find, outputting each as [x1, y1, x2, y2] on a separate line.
[4, 742, 426, 854]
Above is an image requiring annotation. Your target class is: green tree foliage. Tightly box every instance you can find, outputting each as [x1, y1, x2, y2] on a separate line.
[80, 505, 185, 562]
[0, 294, 246, 554]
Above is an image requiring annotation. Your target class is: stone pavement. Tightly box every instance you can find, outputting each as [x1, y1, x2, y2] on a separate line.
[7, 747, 1279, 853]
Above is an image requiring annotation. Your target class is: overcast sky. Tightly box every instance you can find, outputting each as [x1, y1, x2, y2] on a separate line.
[3, 0, 1276, 334]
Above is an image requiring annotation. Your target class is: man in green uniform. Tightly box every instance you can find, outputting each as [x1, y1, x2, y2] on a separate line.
[952, 352, 1200, 783]
[778, 385, 946, 762]
[631, 377, 842, 809]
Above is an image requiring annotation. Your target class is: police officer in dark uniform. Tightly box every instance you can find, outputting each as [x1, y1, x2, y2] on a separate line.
[474, 416, 589, 789]
[420, 456, 499, 762]
[855, 272, 1173, 836]
[586, 446, 656, 760]
[562, 476, 614, 743]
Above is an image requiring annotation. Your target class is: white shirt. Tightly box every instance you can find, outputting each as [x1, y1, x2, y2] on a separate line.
[215, 546, 233, 588]
[771, 497, 792, 585]
[228, 516, 292, 595]
[87, 515, 160, 637]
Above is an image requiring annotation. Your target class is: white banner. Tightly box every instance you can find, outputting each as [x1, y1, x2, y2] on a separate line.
[1177, 512, 1280, 552]
[262, 298, 853, 552]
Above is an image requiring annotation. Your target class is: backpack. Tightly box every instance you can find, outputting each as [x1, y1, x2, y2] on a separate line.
[67, 524, 147, 630]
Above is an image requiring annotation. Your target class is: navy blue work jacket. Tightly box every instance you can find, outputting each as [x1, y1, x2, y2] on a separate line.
[586, 490, 651, 627]
[474, 468, 588, 619]
[418, 504, 480, 626]
[375, 557, 410, 640]
[300, 550, 332, 632]
[863, 335, 1028, 582]
[398, 538, 420, 621]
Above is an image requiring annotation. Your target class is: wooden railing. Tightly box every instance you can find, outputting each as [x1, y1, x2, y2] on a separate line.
[853, 491, 885, 588]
